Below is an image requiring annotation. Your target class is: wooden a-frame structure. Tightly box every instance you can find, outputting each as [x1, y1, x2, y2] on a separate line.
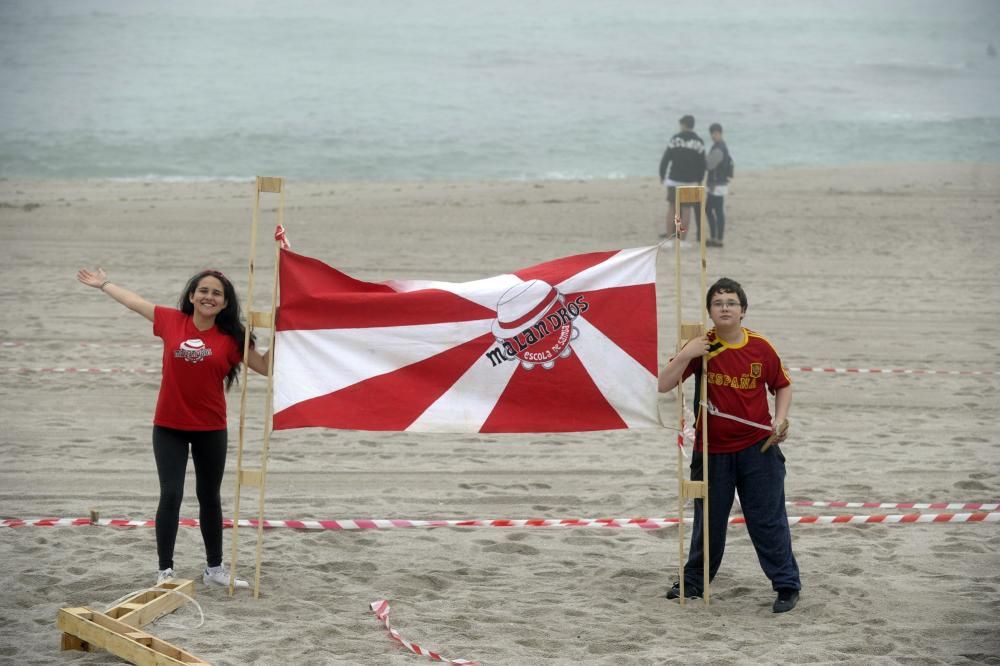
[229, 176, 284, 598]
[672, 185, 711, 605]
[58, 578, 207, 664]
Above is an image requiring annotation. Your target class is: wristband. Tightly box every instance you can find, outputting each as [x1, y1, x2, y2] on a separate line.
[99, 281, 111, 291]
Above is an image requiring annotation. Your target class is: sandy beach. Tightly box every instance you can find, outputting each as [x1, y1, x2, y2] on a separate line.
[1, 163, 999, 664]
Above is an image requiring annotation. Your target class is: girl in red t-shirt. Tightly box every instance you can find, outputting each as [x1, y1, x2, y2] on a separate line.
[78, 267, 269, 589]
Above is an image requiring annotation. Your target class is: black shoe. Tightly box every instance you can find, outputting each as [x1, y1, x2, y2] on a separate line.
[772, 588, 799, 613]
[665, 582, 702, 599]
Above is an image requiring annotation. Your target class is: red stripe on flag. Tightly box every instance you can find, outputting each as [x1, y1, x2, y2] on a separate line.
[570, 284, 658, 375]
[480, 352, 627, 432]
[281, 249, 394, 294]
[279, 289, 496, 331]
[514, 250, 619, 285]
[273, 334, 495, 431]
[278, 250, 496, 330]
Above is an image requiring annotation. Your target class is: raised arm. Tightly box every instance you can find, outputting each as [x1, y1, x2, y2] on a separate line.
[77, 268, 156, 322]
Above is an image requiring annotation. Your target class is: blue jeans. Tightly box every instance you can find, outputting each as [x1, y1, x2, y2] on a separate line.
[682, 438, 801, 592]
[705, 193, 725, 241]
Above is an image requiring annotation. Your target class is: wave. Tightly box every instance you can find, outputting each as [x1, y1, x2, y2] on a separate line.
[856, 59, 977, 78]
[102, 175, 256, 184]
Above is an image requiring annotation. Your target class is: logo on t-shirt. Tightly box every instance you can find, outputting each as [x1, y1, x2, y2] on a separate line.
[174, 338, 214, 364]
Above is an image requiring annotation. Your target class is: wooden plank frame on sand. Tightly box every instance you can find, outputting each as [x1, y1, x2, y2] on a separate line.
[60, 578, 195, 651]
[57, 605, 208, 665]
[673, 185, 711, 606]
[229, 176, 283, 598]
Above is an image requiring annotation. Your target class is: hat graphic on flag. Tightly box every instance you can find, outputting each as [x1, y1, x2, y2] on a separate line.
[491, 279, 577, 370]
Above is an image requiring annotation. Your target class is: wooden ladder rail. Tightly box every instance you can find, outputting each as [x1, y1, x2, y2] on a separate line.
[230, 176, 283, 598]
[674, 185, 710, 606]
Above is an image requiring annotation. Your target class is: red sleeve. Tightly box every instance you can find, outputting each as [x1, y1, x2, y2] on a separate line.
[153, 306, 181, 339]
[767, 345, 791, 393]
[681, 356, 699, 381]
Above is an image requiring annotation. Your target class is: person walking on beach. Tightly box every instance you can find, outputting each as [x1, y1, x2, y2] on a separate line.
[704, 123, 733, 247]
[658, 277, 801, 613]
[77, 267, 269, 588]
[658, 114, 706, 243]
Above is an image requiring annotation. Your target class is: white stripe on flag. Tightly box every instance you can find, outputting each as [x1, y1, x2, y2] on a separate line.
[570, 317, 660, 428]
[406, 342, 520, 432]
[273, 319, 495, 412]
[556, 246, 658, 294]
[384, 273, 523, 310]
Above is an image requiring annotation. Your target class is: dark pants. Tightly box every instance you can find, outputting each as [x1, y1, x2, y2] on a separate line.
[152, 426, 228, 570]
[682, 438, 801, 592]
[705, 193, 726, 241]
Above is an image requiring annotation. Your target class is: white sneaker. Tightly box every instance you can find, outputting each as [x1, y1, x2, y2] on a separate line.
[156, 568, 176, 584]
[203, 565, 249, 589]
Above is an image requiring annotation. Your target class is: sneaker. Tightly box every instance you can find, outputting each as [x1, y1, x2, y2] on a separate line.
[665, 581, 702, 599]
[156, 568, 175, 585]
[203, 565, 250, 589]
[773, 588, 799, 613]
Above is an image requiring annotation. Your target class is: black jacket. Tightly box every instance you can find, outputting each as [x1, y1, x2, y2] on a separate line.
[658, 130, 706, 183]
[706, 140, 731, 188]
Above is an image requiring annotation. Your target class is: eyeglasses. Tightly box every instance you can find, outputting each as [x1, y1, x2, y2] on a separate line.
[710, 300, 742, 310]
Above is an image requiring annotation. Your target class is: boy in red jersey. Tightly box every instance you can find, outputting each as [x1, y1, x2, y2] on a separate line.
[658, 277, 801, 612]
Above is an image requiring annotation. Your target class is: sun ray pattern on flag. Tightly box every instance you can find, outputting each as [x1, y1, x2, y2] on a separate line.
[273, 320, 495, 413]
[272, 246, 663, 433]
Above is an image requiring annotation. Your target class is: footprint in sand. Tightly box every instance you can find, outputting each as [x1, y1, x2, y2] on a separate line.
[482, 542, 540, 556]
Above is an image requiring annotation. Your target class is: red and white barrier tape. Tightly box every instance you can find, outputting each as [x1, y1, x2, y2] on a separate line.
[370, 600, 476, 665]
[2, 366, 996, 376]
[788, 500, 999, 511]
[0, 342, 159, 349]
[0, 367, 159, 374]
[4, 513, 998, 530]
[274, 224, 291, 250]
[1, 358, 996, 378]
[787, 366, 996, 376]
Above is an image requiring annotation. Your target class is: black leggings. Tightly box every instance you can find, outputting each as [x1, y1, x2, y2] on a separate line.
[153, 426, 228, 570]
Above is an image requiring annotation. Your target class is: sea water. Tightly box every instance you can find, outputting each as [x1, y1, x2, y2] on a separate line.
[1, 0, 998, 181]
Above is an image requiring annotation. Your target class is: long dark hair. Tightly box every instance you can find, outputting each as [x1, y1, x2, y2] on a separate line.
[178, 270, 254, 390]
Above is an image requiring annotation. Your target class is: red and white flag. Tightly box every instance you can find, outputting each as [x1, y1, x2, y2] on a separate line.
[272, 247, 661, 433]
